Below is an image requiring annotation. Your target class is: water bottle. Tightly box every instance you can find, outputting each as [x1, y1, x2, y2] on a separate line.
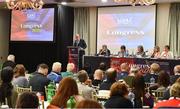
[47, 82, 56, 102]
[150, 77, 155, 84]
[128, 90, 135, 107]
[67, 96, 76, 109]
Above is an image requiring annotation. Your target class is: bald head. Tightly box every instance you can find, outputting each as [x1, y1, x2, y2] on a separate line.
[174, 65, 180, 75]
[120, 63, 129, 72]
[94, 69, 104, 80]
[7, 54, 15, 62]
[75, 34, 80, 41]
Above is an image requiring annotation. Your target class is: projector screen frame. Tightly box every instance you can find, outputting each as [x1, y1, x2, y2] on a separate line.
[96, 4, 157, 54]
[9, 5, 58, 43]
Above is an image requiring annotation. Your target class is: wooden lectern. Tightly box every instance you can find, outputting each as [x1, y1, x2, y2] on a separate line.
[67, 46, 79, 72]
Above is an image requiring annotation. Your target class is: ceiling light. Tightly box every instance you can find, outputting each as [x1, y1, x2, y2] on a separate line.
[61, 1, 67, 5]
[6, 0, 44, 10]
[114, 0, 156, 6]
[102, 0, 108, 3]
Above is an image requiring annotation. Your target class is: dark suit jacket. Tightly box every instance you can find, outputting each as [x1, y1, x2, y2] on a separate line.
[29, 72, 50, 98]
[144, 73, 158, 83]
[2, 61, 16, 69]
[92, 79, 102, 86]
[170, 75, 180, 85]
[98, 49, 111, 56]
[99, 79, 116, 90]
[73, 39, 87, 49]
[104, 95, 133, 108]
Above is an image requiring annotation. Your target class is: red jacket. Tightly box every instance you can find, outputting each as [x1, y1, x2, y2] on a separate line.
[154, 97, 180, 109]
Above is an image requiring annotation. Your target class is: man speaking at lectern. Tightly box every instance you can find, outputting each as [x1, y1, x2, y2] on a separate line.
[73, 34, 87, 50]
[73, 34, 87, 69]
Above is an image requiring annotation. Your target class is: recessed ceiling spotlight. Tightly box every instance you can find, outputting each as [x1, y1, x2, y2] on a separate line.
[61, 1, 67, 5]
[101, 0, 108, 3]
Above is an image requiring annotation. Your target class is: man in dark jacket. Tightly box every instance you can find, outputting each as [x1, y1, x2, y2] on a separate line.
[2, 54, 16, 69]
[73, 34, 87, 69]
[73, 34, 87, 50]
[99, 68, 117, 90]
[29, 64, 50, 99]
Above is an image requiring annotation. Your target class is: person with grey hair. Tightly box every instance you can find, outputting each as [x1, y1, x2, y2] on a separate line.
[77, 70, 95, 99]
[61, 63, 75, 78]
[92, 69, 104, 86]
[47, 62, 62, 83]
[98, 45, 111, 56]
[2, 54, 16, 69]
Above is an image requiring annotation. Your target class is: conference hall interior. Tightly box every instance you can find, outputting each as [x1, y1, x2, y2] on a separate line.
[0, 0, 180, 108]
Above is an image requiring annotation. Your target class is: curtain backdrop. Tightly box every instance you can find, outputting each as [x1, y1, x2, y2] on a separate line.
[74, 8, 90, 54]
[168, 3, 180, 57]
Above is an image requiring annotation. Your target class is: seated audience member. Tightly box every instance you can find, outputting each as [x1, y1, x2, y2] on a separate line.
[170, 65, 180, 85]
[117, 45, 129, 57]
[98, 45, 111, 56]
[12, 64, 28, 87]
[117, 63, 129, 80]
[76, 99, 102, 108]
[81, 63, 93, 80]
[154, 81, 180, 109]
[160, 45, 173, 59]
[48, 77, 84, 108]
[151, 46, 161, 58]
[99, 68, 117, 90]
[47, 62, 62, 83]
[144, 63, 160, 83]
[61, 63, 75, 78]
[133, 73, 145, 108]
[99, 62, 107, 72]
[2, 54, 16, 69]
[156, 71, 170, 92]
[77, 70, 95, 99]
[92, 69, 104, 86]
[163, 77, 180, 100]
[0, 67, 18, 108]
[136, 45, 145, 57]
[29, 64, 50, 97]
[123, 66, 139, 88]
[16, 92, 39, 108]
[104, 81, 133, 108]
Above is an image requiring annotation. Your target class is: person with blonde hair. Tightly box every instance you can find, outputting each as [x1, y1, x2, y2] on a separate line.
[117, 63, 130, 80]
[47, 62, 62, 83]
[92, 69, 104, 86]
[154, 80, 180, 109]
[104, 81, 133, 108]
[170, 65, 180, 85]
[61, 63, 75, 78]
[144, 63, 160, 83]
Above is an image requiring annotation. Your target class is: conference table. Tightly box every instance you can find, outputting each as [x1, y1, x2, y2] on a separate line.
[83, 55, 180, 75]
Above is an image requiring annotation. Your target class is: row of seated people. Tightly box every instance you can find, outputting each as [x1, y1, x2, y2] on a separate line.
[0, 55, 180, 108]
[0, 64, 179, 108]
[98, 44, 175, 59]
